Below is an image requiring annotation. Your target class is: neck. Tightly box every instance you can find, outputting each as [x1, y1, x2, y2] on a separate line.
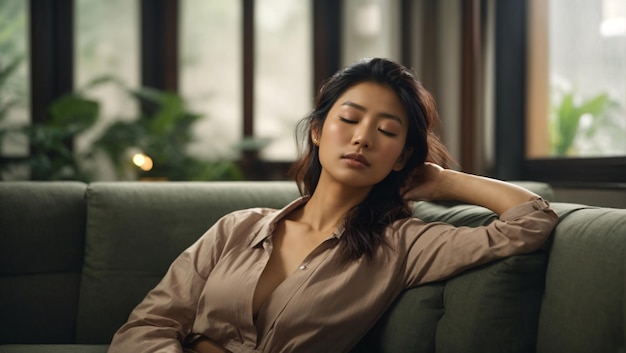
[295, 174, 371, 232]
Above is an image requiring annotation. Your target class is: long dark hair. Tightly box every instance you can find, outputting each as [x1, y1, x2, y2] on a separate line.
[290, 58, 452, 261]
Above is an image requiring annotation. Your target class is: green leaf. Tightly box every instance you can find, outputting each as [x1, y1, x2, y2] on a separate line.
[578, 93, 608, 116]
[551, 91, 610, 156]
[130, 87, 169, 105]
[93, 121, 146, 165]
[48, 94, 99, 134]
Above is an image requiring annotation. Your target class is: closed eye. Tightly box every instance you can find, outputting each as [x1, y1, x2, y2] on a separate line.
[339, 117, 357, 124]
[378, 128, 397, 137]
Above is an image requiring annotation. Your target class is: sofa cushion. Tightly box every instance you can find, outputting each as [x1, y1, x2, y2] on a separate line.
[350, 192, 552, 353]
[435, 252, 548, 353]
[537, 203, 626, 353]
[75, 181, 300, 344]
[350, 283, 445, 353]
[425, 198, 550, 353]
[0, 182, 87, 344]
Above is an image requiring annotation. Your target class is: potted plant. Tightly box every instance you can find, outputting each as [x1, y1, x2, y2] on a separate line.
[93, 84, 243, 181]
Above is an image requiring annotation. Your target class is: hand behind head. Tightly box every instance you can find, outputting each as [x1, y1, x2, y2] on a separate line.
[402, 162, 444, 201]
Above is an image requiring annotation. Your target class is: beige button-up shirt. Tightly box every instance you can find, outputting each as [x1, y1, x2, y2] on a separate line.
[109, 197, 557, 353]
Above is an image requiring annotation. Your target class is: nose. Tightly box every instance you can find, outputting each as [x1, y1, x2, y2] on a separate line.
[351, 125, 373, 149]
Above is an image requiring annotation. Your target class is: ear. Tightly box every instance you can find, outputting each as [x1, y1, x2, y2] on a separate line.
[310, 123, 321, 146]
[311, 133, 318, 145]
[393, 148, 413, 171]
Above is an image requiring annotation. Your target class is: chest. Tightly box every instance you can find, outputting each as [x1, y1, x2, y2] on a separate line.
[200, 236, 401, 317]
[253, 222, 331, 314]
[193, 233, 403, 350]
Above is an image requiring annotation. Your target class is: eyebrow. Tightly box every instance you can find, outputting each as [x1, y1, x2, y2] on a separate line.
[341, 101, 404, 125]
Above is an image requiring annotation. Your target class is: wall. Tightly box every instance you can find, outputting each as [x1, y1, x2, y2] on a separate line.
[554, 187, 626, 208]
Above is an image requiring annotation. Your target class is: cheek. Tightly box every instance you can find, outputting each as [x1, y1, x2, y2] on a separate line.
[383, 142, 409, 168]
[321, 120, 348, 142]
[383, 137, 407, 156]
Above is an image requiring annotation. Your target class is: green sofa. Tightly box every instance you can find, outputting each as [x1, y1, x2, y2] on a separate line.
[0, 181, 624, 353]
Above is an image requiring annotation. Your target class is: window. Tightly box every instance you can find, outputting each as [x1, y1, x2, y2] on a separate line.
[255, 0, 312, 161]
[180, 0, 242, 160]
[342, 0, 401, 65]
[180, 0, 312, 162]
[528, 0, 626, 159]
[525, 0, 626, 185]
[75, 0, 140, 180]
[0, 0, 29, 164]
[2, 0, 415, 181]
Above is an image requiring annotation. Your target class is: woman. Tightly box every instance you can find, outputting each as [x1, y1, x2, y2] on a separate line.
[108, 58, 558, 353]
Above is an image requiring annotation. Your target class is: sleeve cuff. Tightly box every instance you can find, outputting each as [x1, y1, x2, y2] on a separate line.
[499, 197, 551, 221]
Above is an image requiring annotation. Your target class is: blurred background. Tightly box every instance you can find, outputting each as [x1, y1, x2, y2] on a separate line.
[0, 0, 624, 206]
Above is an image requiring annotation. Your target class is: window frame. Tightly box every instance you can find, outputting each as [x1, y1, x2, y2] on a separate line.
[496, 0, 626, 188]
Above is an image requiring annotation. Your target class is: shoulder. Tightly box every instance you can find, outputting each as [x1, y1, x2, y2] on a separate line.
[205, 197, 308, 247]
[223, 207, 280, 221]
[218, 197, 308, 225]
[220, 197, 308, 230]
[212, 207, 280, 235]
[192, 207, 280, 259]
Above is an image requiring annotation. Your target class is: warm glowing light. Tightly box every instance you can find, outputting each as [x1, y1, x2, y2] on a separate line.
[132, 153, 153, 171]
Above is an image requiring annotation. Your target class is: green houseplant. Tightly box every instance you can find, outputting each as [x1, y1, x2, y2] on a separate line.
[550, 91, 610, 156]
[21, 93, 98, 181]
[93, 85, 243, 181]
[1, 75, 243, 181]
[0, 59, 98, 181]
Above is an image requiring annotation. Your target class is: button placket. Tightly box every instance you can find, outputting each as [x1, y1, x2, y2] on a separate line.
[257, 238, 337, 347]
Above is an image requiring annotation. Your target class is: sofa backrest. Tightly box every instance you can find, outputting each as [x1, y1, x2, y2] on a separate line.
[74, 180, 557, 352]
[5, 180, 623, 353]
[75, 181, 300, 344]
[0, 181, 87, 344]
[350, 200, 551, 353]
[536, 203, 626, 353]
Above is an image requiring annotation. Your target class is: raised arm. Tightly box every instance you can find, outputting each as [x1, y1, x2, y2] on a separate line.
[403, 163, 539, 215]
[400, 163, 558, 286]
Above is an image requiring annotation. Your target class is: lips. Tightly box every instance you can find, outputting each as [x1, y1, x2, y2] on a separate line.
[341, 152, 370, 167]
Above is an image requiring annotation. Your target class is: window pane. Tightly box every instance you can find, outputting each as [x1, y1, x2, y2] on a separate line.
[255, 0, 312, 161]
[342, 0, 401, 66]
[0, 0, 29, 162]
[180, 0, 242, 160]
[547, 0, 626, 157]
[75, 0, 140, 179]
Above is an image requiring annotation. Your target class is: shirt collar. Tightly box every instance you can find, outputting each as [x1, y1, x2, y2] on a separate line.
[248, 196, 346, 248]
[248, 197, 308, 248]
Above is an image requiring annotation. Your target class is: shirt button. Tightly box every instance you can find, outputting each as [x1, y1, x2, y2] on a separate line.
[299, 264, 307, 270]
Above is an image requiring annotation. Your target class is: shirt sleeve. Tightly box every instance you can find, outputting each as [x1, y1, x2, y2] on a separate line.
[107, 214, 234, 353]
[398, 198, 558, 288]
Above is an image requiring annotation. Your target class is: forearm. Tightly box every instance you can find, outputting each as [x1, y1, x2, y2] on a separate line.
[436, 170, 539, 216]
[109, 231, 216, 353]
[188, 337, 231, 353]
[109, 323, 184, 353]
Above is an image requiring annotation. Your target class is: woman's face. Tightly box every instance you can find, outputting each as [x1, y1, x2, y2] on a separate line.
[314, 81, 411, 190]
